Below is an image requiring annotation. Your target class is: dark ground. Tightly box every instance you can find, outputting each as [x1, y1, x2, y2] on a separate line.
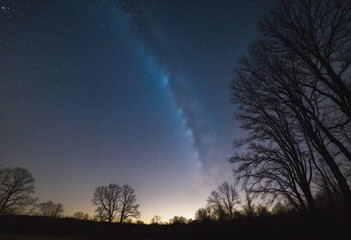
[0, 235, 85, 240]
[0, 210, 349, 240]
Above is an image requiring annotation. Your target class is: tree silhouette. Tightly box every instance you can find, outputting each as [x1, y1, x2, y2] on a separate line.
[150, 215, 161, 224]
[231, 46, 318, 214]
[195, 207, 214, 223]
[73, 211, 89, 220]
[94, 206, 108, 222]
[169, 216, 187, 224]
[261, 0, 351, 120]
[0, 167, 37, 215]
[92, 183, 122, 223]
[272, 201, 292, 215]
[207, 181, 240, 221]
[37, 201, 64, 217]
[258, 0, 351, 203]
[92, 183, 140, 223]
[231, 0, 351, 212]
[207, 191, 226, 221]
[118, 184, 140, 223]
[242, 186, 256, 218]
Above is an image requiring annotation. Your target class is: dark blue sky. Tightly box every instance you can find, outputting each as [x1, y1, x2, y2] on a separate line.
[0, 0, 274, 221]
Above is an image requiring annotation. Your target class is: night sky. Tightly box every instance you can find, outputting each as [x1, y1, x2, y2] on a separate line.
[0, 0, 274, 222]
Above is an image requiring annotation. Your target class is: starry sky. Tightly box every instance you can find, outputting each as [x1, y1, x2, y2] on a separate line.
[0, 0, 274, 222]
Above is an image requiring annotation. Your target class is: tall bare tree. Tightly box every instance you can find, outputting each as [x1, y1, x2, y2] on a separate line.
[207, 182, 240, 221]
[119, 184, 140, 223]
[258, 0, 351, 200]
[231, 62, 318, 214]
[242, 186, 256, 218]
[207, 190, 226, 221]
[0, 167, 37, 215]
[92, 183, 122, 223]
[231, 0, 351, 210]
[260, 0, 351, 120]
[218, 181, 240, 220]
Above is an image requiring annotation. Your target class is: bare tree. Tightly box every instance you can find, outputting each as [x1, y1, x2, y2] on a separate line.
[195, 207, 214, 222]
[256, 0, 351, 203]
[92, 183, 122, 223]
[242, 186, 256, 218]
[231, 45, 320, 214]
[231, 56, 318, 214]
[207, 190, 226, 221]
[37, 201, 64, 217]
[119, 184, 140, 223]
[230, 0, 351, 212]
[0, 167, 37, 215]
[260, 0, 351, 120]
[218, 181, 240, 220]
[150, 215, 161, 224]
[207, 181, 240, 221]
[94, 206, 108, 222]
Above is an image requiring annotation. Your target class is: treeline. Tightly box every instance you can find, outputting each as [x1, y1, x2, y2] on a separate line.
[0, 167, 65, 217]
[0, 166, 140, 223]
[229, 0, 351, 218]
